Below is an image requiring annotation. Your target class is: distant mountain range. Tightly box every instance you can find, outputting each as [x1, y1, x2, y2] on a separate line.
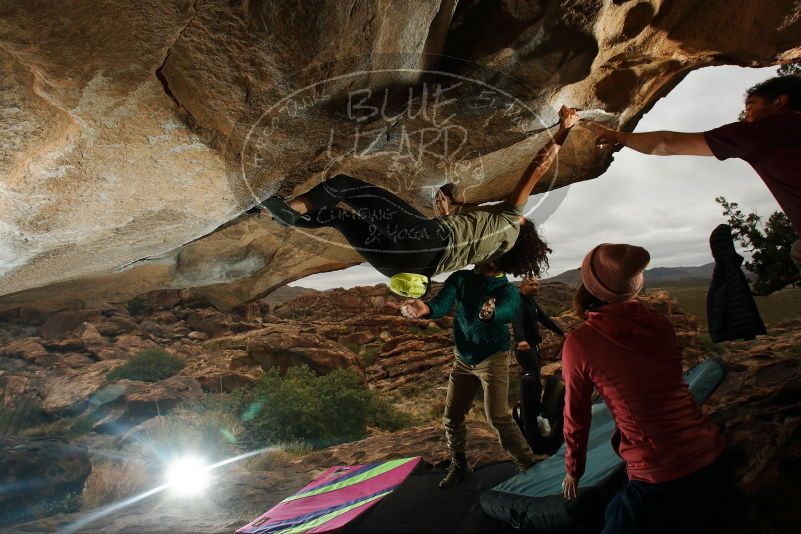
[544, 263, 718, 287]
[281, 262, 726, 298]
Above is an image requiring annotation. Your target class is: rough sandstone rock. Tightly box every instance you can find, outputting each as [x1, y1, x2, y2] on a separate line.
[1, 282, 799, 532]
[13, 328, 801, 534]
[89, 375, 204, 432]
[37, 310, 103, 339]
[0, 438, 91, 526]
[39, 360, 127, 415]
[0, 337, 49, 363]
[208, 326, 366, 378]
[1, 2, 800, 312]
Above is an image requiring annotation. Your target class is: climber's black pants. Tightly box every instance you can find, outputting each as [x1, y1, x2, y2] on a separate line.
[297, 174, 450, 277]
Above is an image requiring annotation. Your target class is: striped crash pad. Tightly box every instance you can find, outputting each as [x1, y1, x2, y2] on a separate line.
[237, 456, 421, 534]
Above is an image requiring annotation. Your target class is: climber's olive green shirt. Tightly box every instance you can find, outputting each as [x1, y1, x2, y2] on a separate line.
[433, 202, 525, 275]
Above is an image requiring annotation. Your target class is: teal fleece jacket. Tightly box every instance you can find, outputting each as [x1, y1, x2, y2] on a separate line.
[425, 270, 520, 365]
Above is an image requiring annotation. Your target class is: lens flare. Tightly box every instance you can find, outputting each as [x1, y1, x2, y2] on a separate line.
[165, 455, 210, 497]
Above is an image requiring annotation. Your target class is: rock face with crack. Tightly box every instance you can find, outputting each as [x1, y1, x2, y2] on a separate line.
[1, 1, 800, 312]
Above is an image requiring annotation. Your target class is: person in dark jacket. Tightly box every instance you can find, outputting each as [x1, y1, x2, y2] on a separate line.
[401, 261, 536, 488]
[707, 224, 766, 342]
[511, 277, 565, 437]
[512, 277, 565, 369]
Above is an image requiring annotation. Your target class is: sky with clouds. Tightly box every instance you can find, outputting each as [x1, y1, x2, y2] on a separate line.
[292, 65, 782, 290]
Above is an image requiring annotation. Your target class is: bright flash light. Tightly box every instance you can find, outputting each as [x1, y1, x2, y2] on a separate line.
[165, 455, 211, 497]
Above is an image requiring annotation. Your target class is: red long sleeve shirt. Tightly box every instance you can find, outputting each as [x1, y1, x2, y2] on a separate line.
[562, 300, 725, 483]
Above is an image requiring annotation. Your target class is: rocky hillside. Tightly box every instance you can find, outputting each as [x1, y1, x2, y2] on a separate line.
[2, 1, 800, 312]
[0, 282, 798, 533]
[0, 281, 579, 438]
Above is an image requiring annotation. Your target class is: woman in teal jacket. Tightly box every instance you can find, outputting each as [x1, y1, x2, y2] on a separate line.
[401, 261, 537, 488]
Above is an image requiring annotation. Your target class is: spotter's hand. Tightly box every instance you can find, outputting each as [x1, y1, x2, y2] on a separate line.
[401, 299, 430, 319]
[562, 474, 579, 500]
[585, 121, 624, 146]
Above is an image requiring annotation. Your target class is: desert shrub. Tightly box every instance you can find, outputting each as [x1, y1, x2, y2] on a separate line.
[214, 366, 414, 449]
[365, 394, 414, 432]
[107, 349, 185, 383]
[243, 441, 314, 471]
[244, 367, 367, 447]
[81, 460, 150, 511]
[716, 197, 799, 295]
[126, 405, 245, 468]
[361, 345, 381, 367]
[126, 297, 145, 316]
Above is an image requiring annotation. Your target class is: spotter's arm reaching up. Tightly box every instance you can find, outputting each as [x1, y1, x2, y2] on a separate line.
[584, 122, 713, 156]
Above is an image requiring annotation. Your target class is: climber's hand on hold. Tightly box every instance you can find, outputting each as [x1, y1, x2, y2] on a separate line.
[559, 106, 579, 129]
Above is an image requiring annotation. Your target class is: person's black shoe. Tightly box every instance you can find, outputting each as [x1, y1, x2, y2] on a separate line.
[439, 454, 472, 489]
[259, 197, 311, 227]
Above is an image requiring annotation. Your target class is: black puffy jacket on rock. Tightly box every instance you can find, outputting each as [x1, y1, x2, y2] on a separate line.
[707, 224, 766, 342]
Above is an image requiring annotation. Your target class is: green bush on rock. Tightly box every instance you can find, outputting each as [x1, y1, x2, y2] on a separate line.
[107, 349, 185, 383]
[197, 366, 414, 450]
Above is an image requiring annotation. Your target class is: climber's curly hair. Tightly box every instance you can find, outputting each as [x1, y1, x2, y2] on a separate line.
[497, 218, 552, 278]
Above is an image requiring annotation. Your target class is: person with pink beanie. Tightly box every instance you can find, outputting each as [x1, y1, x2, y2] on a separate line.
[561, 243, 731, 533]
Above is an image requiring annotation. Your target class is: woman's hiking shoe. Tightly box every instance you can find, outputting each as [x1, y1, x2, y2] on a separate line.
[259, 197, 311, 227]
[439, 454, 472, 489]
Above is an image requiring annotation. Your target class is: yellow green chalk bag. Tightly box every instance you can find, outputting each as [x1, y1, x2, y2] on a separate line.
[388, 273, 429, 299]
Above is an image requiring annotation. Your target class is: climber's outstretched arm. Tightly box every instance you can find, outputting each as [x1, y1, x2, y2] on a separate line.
[506, 106, 579, 207]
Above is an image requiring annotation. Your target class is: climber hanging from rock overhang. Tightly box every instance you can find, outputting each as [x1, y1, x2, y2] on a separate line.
[255, 106, 580, 298]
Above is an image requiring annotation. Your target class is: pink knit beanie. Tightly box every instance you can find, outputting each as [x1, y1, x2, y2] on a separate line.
[580, 244, 651, 303]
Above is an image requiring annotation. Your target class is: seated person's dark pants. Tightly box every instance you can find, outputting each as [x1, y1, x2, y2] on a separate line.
[297, 175, 449, 277]
[603, 453, 733, 534]
[514, 346, 541, 375]
[515, 346, 542, 431]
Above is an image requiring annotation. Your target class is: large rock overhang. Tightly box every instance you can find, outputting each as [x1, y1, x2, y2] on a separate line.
[1, 0, 800, 311]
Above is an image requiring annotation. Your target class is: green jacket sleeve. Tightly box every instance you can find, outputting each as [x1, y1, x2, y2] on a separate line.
[425, 272, 460, 319]
[488, 283, 520, 324]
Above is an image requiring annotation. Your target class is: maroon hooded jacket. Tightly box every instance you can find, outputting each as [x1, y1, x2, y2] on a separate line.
[562, 299, 725, 483]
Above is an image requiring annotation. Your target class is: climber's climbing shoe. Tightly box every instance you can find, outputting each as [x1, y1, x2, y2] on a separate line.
[259, 197, 311, 227]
